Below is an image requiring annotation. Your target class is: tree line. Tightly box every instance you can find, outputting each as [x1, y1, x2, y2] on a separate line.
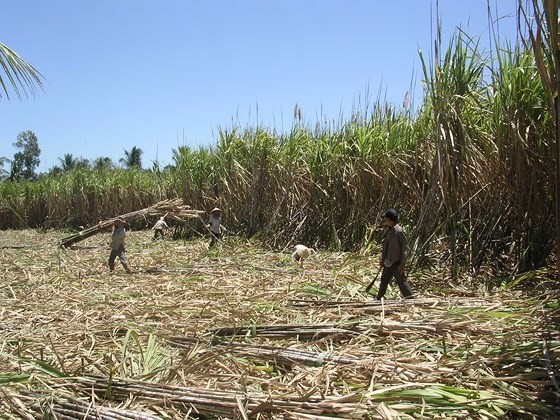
[0, 137, 145, 181]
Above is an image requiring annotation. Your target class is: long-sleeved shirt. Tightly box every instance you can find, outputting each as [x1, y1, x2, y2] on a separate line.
[381, 224, 409, 266]
[208, 214, 221, 234]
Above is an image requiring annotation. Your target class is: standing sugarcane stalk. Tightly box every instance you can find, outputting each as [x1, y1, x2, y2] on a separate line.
[521, 2, 560, 280]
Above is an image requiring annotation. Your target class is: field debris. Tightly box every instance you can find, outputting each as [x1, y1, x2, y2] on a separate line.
[0, 230, 558, 419]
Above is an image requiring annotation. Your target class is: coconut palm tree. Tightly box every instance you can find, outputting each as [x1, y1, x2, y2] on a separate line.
[1, 42, 44, 178]
[57, 154, 91, 172]
[119, 146, 143, 169]
[0, 157, 10, 181]
[93, 156, 114, 171]
[76, 157, 90, 170]
[0, 41, 44, 100]
[59, 154, 78, 172]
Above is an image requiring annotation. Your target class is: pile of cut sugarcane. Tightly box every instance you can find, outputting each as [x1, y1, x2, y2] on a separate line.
[59, 198, 205, 248]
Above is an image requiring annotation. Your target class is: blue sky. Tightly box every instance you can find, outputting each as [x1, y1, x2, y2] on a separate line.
[1, 1, 520, 172]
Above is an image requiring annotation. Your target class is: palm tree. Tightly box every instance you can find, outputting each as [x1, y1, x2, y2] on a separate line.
[93, 156, 114, 171]
[1, 40, 43, 179]
[0, 42, 44, 100]
[76, 157, 90, 170]
[58, 154, 91, 171]
[0, 157, 10, 181]
[48, 165, 63, 176]
[59, 154, 78, 172]
[119, 146, 143, 169]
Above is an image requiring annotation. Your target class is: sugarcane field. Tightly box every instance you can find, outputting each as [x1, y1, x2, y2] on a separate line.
[0, 208, 558, 419]
[2, 1, 560, 419]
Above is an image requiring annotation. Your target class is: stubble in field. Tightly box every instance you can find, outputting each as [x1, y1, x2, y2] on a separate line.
[0, 229, 558, 418]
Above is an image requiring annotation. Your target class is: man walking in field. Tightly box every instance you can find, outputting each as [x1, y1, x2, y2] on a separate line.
[105, 218, 132, 274]
[376, 209, 414, 300]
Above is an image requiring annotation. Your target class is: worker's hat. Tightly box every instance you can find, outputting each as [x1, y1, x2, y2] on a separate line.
[211, 207, 221, 213]
[384, 209, 398, 222]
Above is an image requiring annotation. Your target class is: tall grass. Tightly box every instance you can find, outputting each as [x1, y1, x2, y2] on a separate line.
[522, 0, 560, 280]
[0, 6, 555, 276]
[0, 168, 171, 229]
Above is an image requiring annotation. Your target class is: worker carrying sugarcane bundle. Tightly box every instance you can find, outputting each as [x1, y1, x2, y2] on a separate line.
[99, 218, 133, 274]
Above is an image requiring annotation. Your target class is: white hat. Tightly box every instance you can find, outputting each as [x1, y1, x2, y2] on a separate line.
[211, 208, 221, 213]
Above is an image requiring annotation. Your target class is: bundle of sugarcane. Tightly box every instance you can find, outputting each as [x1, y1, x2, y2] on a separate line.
[207, 322, 367, 340]
[73, 375, 374, 418]
[59, 198, 205, 248]
[7, 390, 161, 420]
[167, 336, 361, 366]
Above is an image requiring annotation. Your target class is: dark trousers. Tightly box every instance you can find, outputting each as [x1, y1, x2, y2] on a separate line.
[209, 231, 221, 248]
[153, 229, 164, 240]
[376, 261, 413, 300]
[109, 245, 130, 272]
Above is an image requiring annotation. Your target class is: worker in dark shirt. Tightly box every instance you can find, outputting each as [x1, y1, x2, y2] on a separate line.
[376, 209, 414, 300]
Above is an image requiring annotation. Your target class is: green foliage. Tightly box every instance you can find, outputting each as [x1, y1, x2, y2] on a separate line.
[0, 156, 10, 181]
[58, 153, 90, 172]
[92, 156, 115, 171]
[298, 284, 330, 297]
[0, 41, 44, 100]
[120, 146, 143, 169]
[0, 350, 66, 378]
[10, 130, 41, 181]
[0, 373, 30, 384]
[119, 330, 170, 380]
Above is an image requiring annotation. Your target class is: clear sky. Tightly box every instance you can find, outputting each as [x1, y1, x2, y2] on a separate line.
[1, 0, 520, 172]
